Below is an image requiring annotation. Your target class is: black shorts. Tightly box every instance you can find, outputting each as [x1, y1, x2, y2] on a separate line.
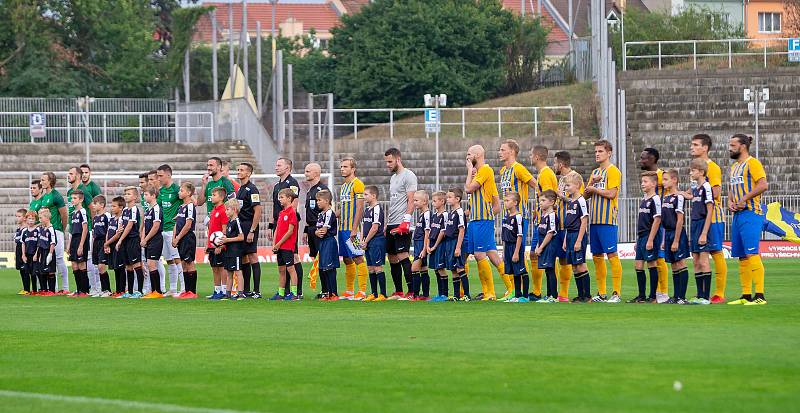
[23, 254, 36, 274]
[178, 232, 196, 263]
[68, 235, 87, 263]
[240, 221, 258, 254]
[110, 248, 125, 270]
[306, 226, 321, 257]
[122, 238, 141, 265]
[386, 225, 411, 255]
[144, 236, 163, 261]
[38, 250, 56, 274]
[207, 248, 225, 267]
[275, 249, 295, 266]
[224, 256, 241, 272]
[15, 245, 23, 270]
[92, 238, 109, 265]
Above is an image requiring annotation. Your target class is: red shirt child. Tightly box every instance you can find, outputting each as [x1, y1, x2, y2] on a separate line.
[274, 205, 298, 252]
[207, 203, 228, 249]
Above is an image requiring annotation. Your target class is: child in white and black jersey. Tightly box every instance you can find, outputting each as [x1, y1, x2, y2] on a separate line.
[410, 190, 432, 299]
[534, 190, 559, 303]
[629, 172, 662, 304]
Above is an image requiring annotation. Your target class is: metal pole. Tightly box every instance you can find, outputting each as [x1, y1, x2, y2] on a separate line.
[212, 10, 219, 101]
[174, 88, 180, 142]
[754, 90, 760, 159]
[435, 98, 440, 190]
[327, 93, 334, 190]
[276, 50, 284, 150]
[228, 3, 234, 80]
[183, 48, 190, 103]
[308, 93, 314, 162]
[242, 0, 249, 89]
[256, 21, 262, 116]
[521, 0, 525, 16]
[271, 0, 277, 68]
[84, 96, 90, 164]
[287, 63, 294, 161]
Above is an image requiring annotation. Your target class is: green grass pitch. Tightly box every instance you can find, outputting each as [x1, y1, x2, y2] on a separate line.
[1, 259, 798, 413]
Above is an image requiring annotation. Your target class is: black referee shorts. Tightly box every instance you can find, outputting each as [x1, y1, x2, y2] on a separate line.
[240, 220, 258, 254]
[385, 224, 411, 255]
[306, 226, 321, 257]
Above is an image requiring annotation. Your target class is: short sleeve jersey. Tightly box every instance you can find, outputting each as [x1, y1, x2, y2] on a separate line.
[362, 204, 385, 240]
[236, 181, 261, 223]
[272, 175, 300, 223]
[67, 186, 93, 229]
[655, 169, 667, 200]
[706, 159, 725, 223]
[29, 197, 42, 223]
[637, 195, 661, 237]
[224, 218, 244, 258]
[661, 194, 685, 231]
[389, 169, 418, 225]
[305, 182, 329, 226]
[413, 210, 431, 242]
[588, 164, 621, 225]
[39, 189, 66, 231]
[106, 214, 120, 243]
[70, 208, 88, 236]
[564, 196, 589, 232]
[175, 203, 196, 234]
[121, 206, 140, 240]
[144, 204, 163, 235]
[205, 176, 236, 213]
[428, 211, 445, 243]
[556, 171, 584, 227]
[92, 213, 109, 240]
[275, 207, 298, 251]
[469, 164, 498, 221]
[691, 181, 714, 221]
[339, 178, 364, 232]
[23, 227, 40, 255]
[501, 212, 524, 244]
[207, 204, 228, 249]
[158, 183, 181, 231]
[316, 209, 337, 239]
[500, 162, 534, 219]
[82, 181, 102, 203]
[445, 208, 466, 239]
[537, 211, 558, 244]
[37, 226, 56, 252]
[729, 156, 766, 215]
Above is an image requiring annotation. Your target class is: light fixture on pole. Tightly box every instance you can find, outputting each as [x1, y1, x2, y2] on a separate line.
[77, 96, 95, 164]
[423, 93, 447, 190]
[744, 87, 768, 159]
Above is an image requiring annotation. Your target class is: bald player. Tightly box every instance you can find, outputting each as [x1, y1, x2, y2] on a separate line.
[530, 145, 557, 301]
[497, 139, 537, 301]
[465, 145, 504, 300]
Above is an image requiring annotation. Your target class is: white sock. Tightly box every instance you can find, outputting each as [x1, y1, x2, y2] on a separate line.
[157, 260, 166, 292]
[143, 273, 151, 294]
[214, 285, 221, 293]
[168, 263, 179, 291]
[58, 261, 69, 291]
[178, 268, 185, 292]
[221, 285, 227, 294]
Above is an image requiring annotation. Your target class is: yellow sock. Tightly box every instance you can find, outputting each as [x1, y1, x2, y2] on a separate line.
[524, 258, 533, 279]
[476, 258, 491, 295]
[592, 256, 607, 296]
[749, 255, 765, 294]
[656, 258, 668, 294]
[558, 262, 572, 298]
[501, 274, 513, 294]
[530, 257, 543, 296]
[609, 255, 623, 295]
[357, 261, 368, 293]
[738, 258, 752, 295]
[345, 262, 356, 293]
[490, 261, 501, 297]
[712, 251, 728, 297]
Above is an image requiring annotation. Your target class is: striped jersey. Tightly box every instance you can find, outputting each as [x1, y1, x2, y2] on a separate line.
[656, 169, 667, 200]
[536, 166, 558, 221]
[729, 156, 766, 214]
[499, 162, 534, 219]
[469, 164, 498, 221]
[556, 171, 584, 228]
[587, 164, 621, 225]
[339, 177, 364, 232]
[706, 159, 725, 224]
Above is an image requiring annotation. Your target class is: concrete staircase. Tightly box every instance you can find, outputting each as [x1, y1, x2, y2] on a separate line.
[619, 67, 800, 195]
[290, 135, 597, 194]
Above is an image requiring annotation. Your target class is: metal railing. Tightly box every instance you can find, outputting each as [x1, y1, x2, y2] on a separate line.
[0, 97, 171, 114]
[285, 106, 575, 140]
[624, 38, 794, 71]
[0, 111, 213, 143]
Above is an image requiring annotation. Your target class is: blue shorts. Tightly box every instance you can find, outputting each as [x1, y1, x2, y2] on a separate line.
[536, 237, 557, 269]
[565, 231, 588, 265]
[337, 230, 364, 258]
[503, 243, 527, 275]
[318, 237, 340, 270]
[731, 210, 764, 258]
[465, 220, 497, 253]
[690, 219, 713, 253]
[709, 222, 725, 252]
[429, 243, 446, 270]
[635, 232, 662, 262]
[444, 238, 466, 270]
[412, 239, 427, 267]
[663, 229, 689, 263]
[589, 224, 618, 255]
[553, 231, 567, 259]
[365, 237, 386, 267]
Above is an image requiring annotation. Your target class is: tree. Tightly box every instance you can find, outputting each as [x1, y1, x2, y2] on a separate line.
[501, 15, 549, 95]
[787, 0, 800, 36]
[327, 0, 515, 109]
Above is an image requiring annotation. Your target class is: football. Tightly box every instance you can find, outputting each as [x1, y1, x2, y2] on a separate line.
[209, 231, 225, 247]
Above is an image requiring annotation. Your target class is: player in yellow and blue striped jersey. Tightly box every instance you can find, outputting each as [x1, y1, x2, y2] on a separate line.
[337, 157, 368, 300]
[465, 145, 503, 300]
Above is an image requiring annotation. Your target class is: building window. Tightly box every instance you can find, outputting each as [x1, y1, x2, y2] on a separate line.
[758, 12, 781, 33]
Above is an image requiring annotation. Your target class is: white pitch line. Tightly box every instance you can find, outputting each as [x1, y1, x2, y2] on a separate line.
[0, 389, 264, 413]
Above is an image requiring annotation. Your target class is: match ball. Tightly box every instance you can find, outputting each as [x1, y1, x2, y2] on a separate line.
[673, 381, 683, 391]
[210, 231, 225, 247]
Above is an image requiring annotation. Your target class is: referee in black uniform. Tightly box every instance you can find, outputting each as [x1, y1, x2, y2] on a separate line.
[236, 162, 262, 298]
[303, 163, 328, 296]
[269, 157, 304, 296]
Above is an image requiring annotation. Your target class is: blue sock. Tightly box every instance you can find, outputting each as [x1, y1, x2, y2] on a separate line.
[377, 272, 387, 296]
[648, 267, 658, 299]
[460, 271, 470, 297]
[636, 269, 646, 298]
[452, 273, 461, 298]
[369, 272, 378, 296]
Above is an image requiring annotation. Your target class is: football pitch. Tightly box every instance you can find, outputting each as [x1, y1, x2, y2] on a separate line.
[2, 259, 798, 413]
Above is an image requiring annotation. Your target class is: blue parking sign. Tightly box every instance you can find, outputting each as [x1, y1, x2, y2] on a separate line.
[789, 38, 800, 63]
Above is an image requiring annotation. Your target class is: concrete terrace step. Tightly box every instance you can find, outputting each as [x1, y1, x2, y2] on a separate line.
[627, 107, 800, 121]
[628, 118, 800, 132]
[621, 83, 800, 97]
[629, 101, 800, 112]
